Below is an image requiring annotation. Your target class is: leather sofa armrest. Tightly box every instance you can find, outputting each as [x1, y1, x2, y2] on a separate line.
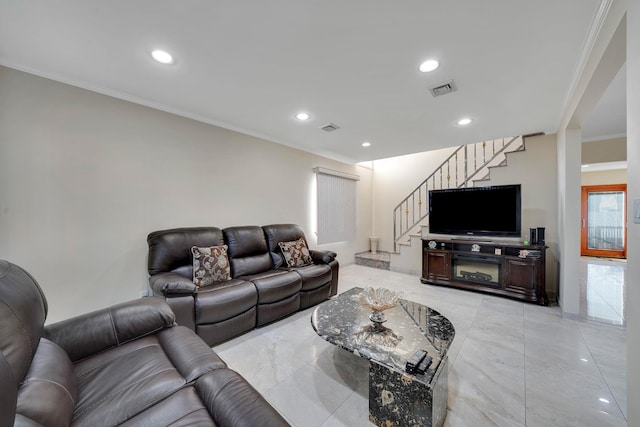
[196, 369, 290, 427]
[44, 297, 175, 363]
[150, 272, 197, 296]
[309, 249, 337, 264]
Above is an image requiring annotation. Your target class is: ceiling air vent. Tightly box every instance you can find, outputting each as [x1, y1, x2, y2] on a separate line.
[320, 123, 340, 132]
[430, 80, 457, 97]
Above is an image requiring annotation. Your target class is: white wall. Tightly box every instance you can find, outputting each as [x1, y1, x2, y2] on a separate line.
[626, 0, 639, 424]
[0, 66, 373, 323]
[369, 147, 456, 253]
[371, 134, 559, 296]
[556, 1, 627, 319]
[582, 136, 627, 163]
[555, 1, 636, 423]
[467, 134, 559, 296]
[581, 168, 627, 185]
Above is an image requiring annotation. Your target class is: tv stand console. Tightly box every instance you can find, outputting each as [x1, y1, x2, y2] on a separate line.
[421, 238, 548, 305]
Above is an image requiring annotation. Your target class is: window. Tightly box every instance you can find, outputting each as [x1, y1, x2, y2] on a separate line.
[314, 167, 359, 244]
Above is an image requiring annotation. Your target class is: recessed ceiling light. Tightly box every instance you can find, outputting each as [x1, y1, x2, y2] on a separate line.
[295, 112, 310, 121]
[151, 50, 174, 64]
[419, 59, 439, 73]
[362, 142, 371, 147]
[457, 118, 472, 126]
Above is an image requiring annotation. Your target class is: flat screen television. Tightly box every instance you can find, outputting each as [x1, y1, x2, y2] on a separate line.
[428, 184, 521, 238]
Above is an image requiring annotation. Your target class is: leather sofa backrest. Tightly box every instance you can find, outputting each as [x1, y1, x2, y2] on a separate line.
[147, 227, 225, 278]
[262, 224, 308, 269]
[0, 260, 49, 424]
[223, 226, 272, 277]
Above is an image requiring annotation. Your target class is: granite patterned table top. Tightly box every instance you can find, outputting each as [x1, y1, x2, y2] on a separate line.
[311, 287, 455, 385]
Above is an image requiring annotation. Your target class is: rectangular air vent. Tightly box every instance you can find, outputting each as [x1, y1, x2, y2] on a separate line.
[321, 123, 340, 132]
[430, 80, 457, 97]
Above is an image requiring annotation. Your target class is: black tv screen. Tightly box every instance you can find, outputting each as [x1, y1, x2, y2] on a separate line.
[428, 184, 521, 237]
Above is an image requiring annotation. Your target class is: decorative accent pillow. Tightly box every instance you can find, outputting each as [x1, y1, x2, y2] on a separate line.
[278, 238, 313, 268]
[191, 245, 231, 287]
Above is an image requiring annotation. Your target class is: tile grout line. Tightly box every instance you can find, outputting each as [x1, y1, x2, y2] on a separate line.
[522, 304, 528, 427]
[215, 265, 627, 427]
[576, 322, 628, 422]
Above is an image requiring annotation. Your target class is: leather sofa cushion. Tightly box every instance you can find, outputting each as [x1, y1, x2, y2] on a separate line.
[118, 387, 215, 426]
[256, 293, 300, 326]
[263, 224, 307, 269]
[72, 337, 187, 426]
[224, 226, 268, 258]
[147, 227, 225, 276]
[196, 279, 258, 324]
[196, 308, 257, 346]
[71, 326, 226, 426]
[224, 226, 273, 277]
[299, 282, 331, 309]
[293, 264, 332, 291]
[16, 338, 77, 427]
[229, 252, 272, 278]
[111, 370, 291, 427]
[240, 271, 302, 304]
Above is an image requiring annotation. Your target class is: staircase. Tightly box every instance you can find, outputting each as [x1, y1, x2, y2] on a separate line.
[391, 136, 526, 263]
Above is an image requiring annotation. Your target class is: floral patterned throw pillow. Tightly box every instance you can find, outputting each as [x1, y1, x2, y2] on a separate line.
[278, 238, 313, 268]
[191, 245, 231, 287]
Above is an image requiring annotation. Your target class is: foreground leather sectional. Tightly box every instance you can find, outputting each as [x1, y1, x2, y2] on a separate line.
[0, 260, 290, 426]
[147, 224, 339, 346]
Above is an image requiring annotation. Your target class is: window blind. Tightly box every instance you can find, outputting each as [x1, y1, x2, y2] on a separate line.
[314, 167, 359, 245]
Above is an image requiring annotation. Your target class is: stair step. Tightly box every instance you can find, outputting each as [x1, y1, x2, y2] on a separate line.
[355, 251, 390, 270]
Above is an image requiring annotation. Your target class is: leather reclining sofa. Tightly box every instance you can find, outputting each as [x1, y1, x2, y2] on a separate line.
[147, 224, 339, 346]
[0, 259, 290, 427]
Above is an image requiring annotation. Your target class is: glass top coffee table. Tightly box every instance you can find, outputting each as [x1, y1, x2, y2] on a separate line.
[311, 287, 455, 427]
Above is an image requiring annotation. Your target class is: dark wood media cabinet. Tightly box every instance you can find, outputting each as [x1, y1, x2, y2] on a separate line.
[421, 238, 548, 305]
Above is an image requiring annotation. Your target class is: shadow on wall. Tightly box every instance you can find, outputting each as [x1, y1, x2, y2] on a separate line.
[546, 244, 560, 304]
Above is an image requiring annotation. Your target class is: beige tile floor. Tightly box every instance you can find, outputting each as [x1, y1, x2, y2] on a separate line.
[213, 263, 627, 427]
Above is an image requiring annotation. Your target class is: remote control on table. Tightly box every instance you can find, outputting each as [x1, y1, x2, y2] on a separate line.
[405, 349, 427, 374]
[416, 354, 433, 374]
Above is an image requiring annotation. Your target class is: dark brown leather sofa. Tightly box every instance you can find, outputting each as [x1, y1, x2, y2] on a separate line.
[147, 224, 339, 346]
[0, 259, 290, 427]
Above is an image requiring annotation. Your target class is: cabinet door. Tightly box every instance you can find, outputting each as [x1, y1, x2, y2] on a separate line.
[424, 250, 451, 282]
[504, 256, 538, 297]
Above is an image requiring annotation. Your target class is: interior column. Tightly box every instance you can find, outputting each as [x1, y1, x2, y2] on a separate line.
[556, 128, 582, 317]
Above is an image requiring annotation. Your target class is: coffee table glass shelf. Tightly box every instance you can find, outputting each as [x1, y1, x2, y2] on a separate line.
[311, 287, 455, 427]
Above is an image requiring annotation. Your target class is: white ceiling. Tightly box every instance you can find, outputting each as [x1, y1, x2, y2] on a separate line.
[0, 0, 612, 164]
